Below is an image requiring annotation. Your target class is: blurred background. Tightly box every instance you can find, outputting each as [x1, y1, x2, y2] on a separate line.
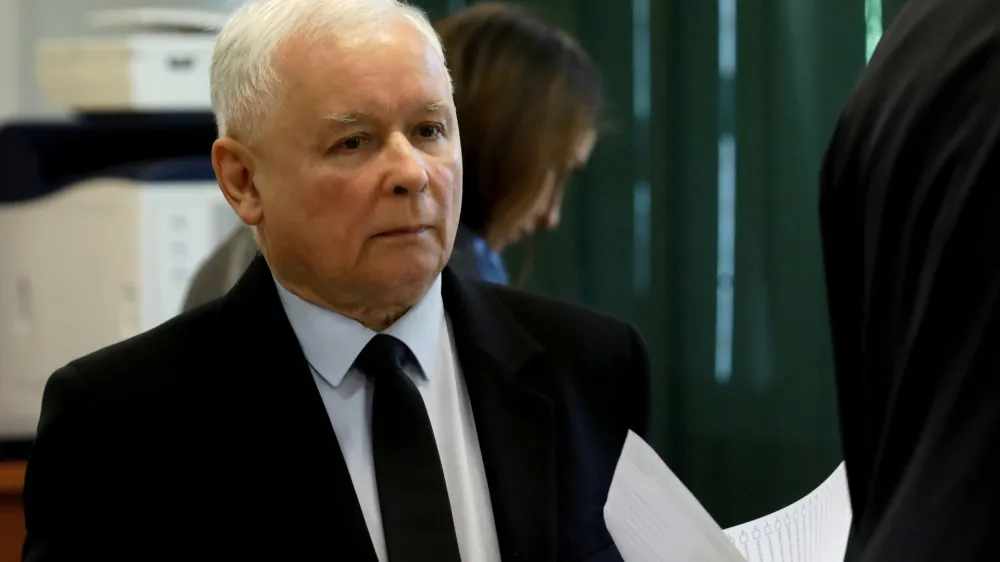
[0, 0, 909, 553]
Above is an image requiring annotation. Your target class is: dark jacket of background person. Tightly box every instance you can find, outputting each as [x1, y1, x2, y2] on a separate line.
[820, 0, 1000, 559]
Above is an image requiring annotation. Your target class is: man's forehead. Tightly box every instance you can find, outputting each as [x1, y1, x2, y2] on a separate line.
[267, 23, 452, 130]
[326, 100, 450, 122]
[278, 31, 448, 93]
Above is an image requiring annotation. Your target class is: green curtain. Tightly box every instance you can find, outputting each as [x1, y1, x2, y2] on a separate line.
[866, 0, 884, 61]
[416, 0, 467, 21]
[505, 0, 865, 526]
[715, 0, 863, 524]
[417, 0, 867, 527]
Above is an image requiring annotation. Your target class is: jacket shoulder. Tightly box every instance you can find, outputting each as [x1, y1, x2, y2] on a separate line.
[479, 281, 637, 341]
[56, 302, 223, 398]
[472, 281, 651, 438]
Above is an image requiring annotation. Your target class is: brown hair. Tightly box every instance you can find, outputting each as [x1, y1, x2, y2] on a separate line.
[435, 3, 602, 240]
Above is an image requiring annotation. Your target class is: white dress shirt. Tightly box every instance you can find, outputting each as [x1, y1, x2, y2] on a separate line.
[274, 275, 501, 562]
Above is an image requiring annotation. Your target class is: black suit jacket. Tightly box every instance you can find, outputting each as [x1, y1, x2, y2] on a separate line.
[22, 256, 650, 562]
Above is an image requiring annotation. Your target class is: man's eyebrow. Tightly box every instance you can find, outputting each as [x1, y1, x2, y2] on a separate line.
[324, 112, 366, 124]
[323, 102, 449, 125]
[423, 100, 448, 112]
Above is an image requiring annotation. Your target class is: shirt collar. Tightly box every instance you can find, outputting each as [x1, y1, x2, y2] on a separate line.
[274, 275, 445, 388]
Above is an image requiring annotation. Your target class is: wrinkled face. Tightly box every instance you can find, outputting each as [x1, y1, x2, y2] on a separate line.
[243, 23, 462, 309]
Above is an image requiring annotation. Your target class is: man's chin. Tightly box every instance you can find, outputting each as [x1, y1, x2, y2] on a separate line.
[367, 259, 443, 293]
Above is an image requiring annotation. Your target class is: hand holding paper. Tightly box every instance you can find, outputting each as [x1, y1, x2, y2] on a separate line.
[604, 431, 852, 562]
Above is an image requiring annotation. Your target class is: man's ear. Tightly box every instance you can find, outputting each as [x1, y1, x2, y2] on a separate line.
[212, 137, 263, 226]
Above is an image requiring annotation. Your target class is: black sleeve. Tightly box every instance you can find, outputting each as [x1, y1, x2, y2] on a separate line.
[22, 365, 98, 561]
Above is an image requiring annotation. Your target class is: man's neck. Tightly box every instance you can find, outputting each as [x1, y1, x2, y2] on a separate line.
[272, 273, 434, 331]
[264, 247, 440, 332]
[343, 306, 409, 332]
[283, 285, 410, 331]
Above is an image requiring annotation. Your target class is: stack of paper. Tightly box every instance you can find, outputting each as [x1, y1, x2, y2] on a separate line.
[604, 431, 852, 562]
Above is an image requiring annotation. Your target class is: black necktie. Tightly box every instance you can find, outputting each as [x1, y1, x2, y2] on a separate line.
[355, 334, 462, 562]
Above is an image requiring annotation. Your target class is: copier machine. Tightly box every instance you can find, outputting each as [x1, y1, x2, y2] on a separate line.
[0, 9, 239, 438]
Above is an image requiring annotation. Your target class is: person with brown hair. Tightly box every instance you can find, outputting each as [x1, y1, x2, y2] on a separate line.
[181, 1, 601, 309]
[438, 2, 600, 285]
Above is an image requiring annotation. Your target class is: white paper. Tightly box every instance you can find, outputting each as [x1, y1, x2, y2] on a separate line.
[603, 432, 745, 561]
[722, 462, 851, 562]
[604, 431, 852, 562]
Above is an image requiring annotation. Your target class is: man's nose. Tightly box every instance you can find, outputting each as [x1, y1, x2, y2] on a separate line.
[386, 132, 429, 195]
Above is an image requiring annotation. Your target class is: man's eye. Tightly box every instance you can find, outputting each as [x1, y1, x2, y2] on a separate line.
[416, 124, 443, 138]
[341, 136, 365, 150]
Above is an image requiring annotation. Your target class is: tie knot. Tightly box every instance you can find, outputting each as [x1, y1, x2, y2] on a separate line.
[355, 334, 409, 381]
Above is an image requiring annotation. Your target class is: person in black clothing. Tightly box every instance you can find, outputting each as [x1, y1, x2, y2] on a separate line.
[21, 1, 648, 561]
[820, 0, 1000, 559]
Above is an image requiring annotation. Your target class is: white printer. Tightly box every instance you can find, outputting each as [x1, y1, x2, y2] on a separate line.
[36, 8, 226, 112]
[0, 9, 239, 437]
[0, 129, 238, 438]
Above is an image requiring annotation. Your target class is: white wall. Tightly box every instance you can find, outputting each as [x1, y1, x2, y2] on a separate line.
[15, 0, 237, 118]
[0, 0, 19, 120]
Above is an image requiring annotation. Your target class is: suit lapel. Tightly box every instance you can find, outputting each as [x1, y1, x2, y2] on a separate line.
[442, 269, 558, 561]
[219, 256, 378, 561]
[217, 259, 557, 560]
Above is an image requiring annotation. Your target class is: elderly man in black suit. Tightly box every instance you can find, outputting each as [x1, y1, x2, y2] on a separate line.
[21, 1, 650, 561]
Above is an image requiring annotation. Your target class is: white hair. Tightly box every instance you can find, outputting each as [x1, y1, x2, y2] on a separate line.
[211, 0, 445, 140]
